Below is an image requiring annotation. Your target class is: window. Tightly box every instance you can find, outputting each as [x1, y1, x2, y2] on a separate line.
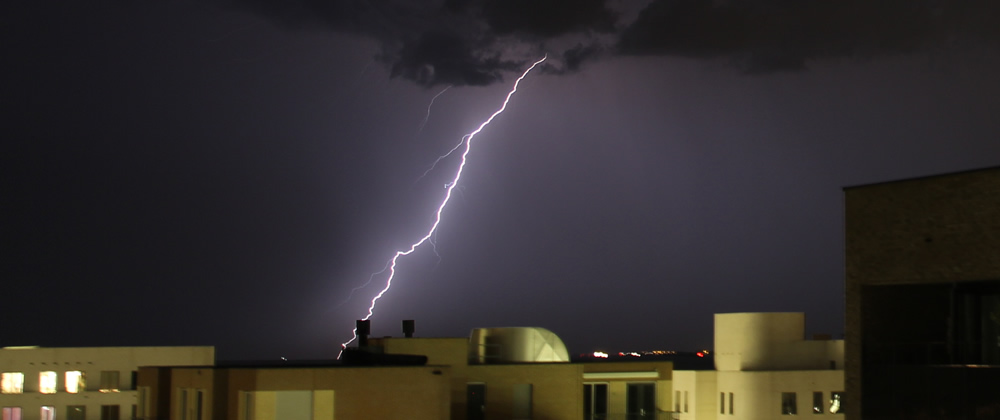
[239, 392, 253, 420]
[782, 392, 797, 415]
[626, 383, 655, 419]
[813, 392, 824, 414]
[512, 384, 531, 420]
[39, 371, 57, 394]
[584, 383, 608, 420]
[829, 392, 844, 414]
[180, 388, 188, 420]
[66, 371, 85, 393]
[2, 407, 22, 420]
[66, 406, 86, 420]
[684, 390, 688, 413]
[729, 392, 734, 415]
[1, 373, 23, 394]
[674, 391, 680, 412]
[196, 390, 205, 420]
[99, 371, 119, 392]
[467, 383, 486, 420]
[138, 386, 150, 418]
[40, 407, 55, 420]
[100, 405, 120, 420]
[721, 392, 725, 414]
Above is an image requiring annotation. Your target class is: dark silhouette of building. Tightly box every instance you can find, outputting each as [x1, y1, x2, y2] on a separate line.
[845, 166, 1000, 420]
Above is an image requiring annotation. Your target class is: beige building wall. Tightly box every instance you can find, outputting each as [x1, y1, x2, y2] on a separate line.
[0, 346, 213, 420]
[716, 370, 843, 418]
[371, 336, 675, 420]
[672, 370, 716, 420]
[715, 313, 843, 372]
[675, 313, 844, 420]
[156, 365, 451, 420]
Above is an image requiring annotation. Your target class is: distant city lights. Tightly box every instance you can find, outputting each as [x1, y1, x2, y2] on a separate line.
[583, 349, 709, 359]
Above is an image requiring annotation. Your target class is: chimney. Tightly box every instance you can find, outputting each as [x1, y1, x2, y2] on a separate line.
[402, 320, 415, 338]
[356, 319, 371, 348]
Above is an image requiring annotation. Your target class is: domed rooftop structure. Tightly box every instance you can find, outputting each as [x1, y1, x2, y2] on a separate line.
[468, 327, 570, 364]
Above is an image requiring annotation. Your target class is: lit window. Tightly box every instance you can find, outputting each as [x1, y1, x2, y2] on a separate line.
[782, 392, 797, 415]
[830, 392, 844, 414]
[1, 373, 24, 394]
[813, 391, 823, 414]
[40, 406, 55, 420]
[66, 371, 85, 393]
[99, 371, 119, 393]
[2, 407, 23, 420]
[39, 372, 57, 394]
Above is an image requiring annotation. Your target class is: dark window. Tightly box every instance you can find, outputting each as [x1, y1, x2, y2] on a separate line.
[467, 383, 486, 420]
[584, 383, 608, 420]
[720, 392, 725, 414]
[196, 390, 204, 420]
[626, 383, 655, 419]
[100, 405, 120, 420]
[813, 392, 823, 414]
[512, 384, 531, 420]
[782, 392, 797, 415]
[66, 406, 85, 420]
[729, 392, 734, 415]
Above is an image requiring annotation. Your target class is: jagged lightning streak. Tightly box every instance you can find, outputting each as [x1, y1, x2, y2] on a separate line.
[416, 84, 452, 134]
[340, 55, 547, 352]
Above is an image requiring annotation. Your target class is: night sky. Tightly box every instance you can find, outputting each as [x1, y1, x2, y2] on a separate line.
[5, 1, 1000, 360]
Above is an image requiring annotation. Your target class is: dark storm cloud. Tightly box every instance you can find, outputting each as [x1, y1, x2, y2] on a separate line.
[219, 0, 616, 86]
[223, 0, 1000, 81]
[480, 0, 616, 37]
[618, 0, 1000, 72]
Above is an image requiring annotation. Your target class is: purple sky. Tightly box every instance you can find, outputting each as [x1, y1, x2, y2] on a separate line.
[5, 1, 1000, 360]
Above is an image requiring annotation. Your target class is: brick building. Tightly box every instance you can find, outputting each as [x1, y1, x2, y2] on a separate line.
[844, 166, 1000, 419]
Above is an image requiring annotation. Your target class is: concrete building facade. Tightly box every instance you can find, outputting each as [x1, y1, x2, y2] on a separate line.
[845, 166, 1000, 420]
[673, 313, 844, 420]
[0, 346, 213, 420]
[138, 326, 676, 420]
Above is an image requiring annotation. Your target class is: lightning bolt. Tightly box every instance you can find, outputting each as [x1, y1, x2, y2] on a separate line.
[417, 84, 452, 134]
[340, 55, 547, 353]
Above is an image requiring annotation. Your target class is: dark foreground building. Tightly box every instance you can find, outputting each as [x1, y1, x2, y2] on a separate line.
[845, 166, 1000, 420]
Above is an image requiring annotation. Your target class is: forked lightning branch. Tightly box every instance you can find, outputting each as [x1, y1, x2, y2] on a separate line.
[339, 56, 548, 353]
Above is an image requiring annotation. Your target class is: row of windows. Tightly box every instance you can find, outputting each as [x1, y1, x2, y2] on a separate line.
[1, 371, 124, 394]
[583, 382, 655, 420]
[669, 390, 845, 415]
[781, 391, 845, 415]
[2, 405, 127, 420]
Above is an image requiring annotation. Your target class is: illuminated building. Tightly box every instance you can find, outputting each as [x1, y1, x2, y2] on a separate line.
[137, 324, 676, 419]
[845, 166, 1000, 419]
[0, 346, 213, 420]
[672, 312, 844, 420]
